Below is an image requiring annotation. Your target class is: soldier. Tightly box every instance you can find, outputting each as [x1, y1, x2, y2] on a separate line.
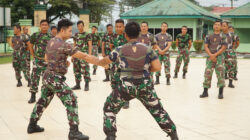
[110, 19, 129, 109]
[174, 26, 192, 79]
[71, 20, 92, 91]
[154, 22, 173, 85]
[102, 24, 115, 82]
[82, 21, 179, 140]
[88, 26, 100, 75]
[222, 22, 236, 88]
[200, 21, 227, 99]
[27, 19, 89, 140]
[229, 26, 240, 81]
[50, 25, 57, 37]
[27, 19, 51, 104]
[23, 26, 31, 79]
[11, 24, 31, 87]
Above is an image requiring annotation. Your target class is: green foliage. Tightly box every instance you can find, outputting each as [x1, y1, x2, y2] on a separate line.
[193, 40, 203, 53]
[0, 56, 12, 64]
[171, 41, 177, 51]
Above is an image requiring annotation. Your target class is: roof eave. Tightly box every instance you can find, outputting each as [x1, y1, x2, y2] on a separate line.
[221, 15, 250, 18]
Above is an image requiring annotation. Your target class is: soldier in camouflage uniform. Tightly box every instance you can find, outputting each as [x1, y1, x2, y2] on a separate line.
[200, 21, 227, 99]
[222, 22, 236, 88]
[174, 26, 192, 79]
[50, 25, 57, 38]
[110, 19, 129, 109]
[229, 26, 240, 81]
[27, 20, 51, 104]
[23, 27, 31, 76]
[71, 20, 92, 91]
[88, 26, 100, 75]
[102, 24, 115, 82]
[27, 19, 89, 140]
[11, 24, 31, 87]
[154, 22, 173, 85]
[82, 22, 178, 140]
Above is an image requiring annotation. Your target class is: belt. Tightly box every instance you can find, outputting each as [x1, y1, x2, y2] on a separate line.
[122, 77, 150, 85]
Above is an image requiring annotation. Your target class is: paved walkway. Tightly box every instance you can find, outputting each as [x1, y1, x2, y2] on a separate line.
[0, 58, 250, 140]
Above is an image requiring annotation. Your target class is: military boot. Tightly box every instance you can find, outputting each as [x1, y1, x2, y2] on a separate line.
[167, 78, 171, 85]
[168, 131, 179, 140]
[17, 79, 22, 87]
[68, 125, 89, 140]
[218, 87, 224, 99]
[200, 88, 208, 98]
[234, 72, 238, 81]
[155, 76, 160, 85]
[93, 69, 96, 75]
[28, 92, 36, 104]
[105, 132, 116, 140]
[103, 71, 110, 82]
[27, 120, 44, 134]
[27, 79, 31, 87]
[182, 72, 186, 79]
[228, 79, 235, 88]
[72, 82, 81, 90]
[84, 82, 89, 91]
[122, 102, 129, 109]
[173, 72, 178, 79]
[225, 73, 228, 79]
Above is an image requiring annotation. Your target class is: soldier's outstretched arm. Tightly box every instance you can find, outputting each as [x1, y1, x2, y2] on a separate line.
[102, 42, 105, 57]
[150, 59, 161, 72]
[88, 40, 92, 55]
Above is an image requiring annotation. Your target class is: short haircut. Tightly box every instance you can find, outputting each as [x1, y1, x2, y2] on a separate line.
[106, 24, 113, 28]
[214, 20, 222, 25]
[115, 19, 124, 24]
[51, 26, 57, 30]
[182, 26, 188, 29]
[14, 24, 21, 31]
[40, 19, 49, 25]
[141, 21, 148, 26]
[57, 19, 73, 32]
[92, 26, 97, 29]
[222, 21, 229, 26]
[77, 20, 84, 26]
[162, 22, 168, 26]
[125, 22, 140, 39]
[23, 26, 27, 30]
[229, 26, 234, 29]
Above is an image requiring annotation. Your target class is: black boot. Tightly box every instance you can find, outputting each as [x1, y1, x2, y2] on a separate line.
[168, 131, 179, 140]
[122, 102, 129, 109]
[155, 76, 160, 85]
[84, 82, 89, 91]
[225, 73, 228, 79]
[167, 78, 171, 85]
[173, 73, 178, 79]
[72, 82, 81, 90]
[27, 79, 31, 87]
[183, 72, 186, 79]
[103, 71, 110, 82]
[93, 69, 96, 75]
[28, 92, 36, 104]
[200, 88, 208, 98]
[228, 79, 235, 88]
[68, 125, 89, 140]
[17, 79, 22, 87]
[218, 87, 224, 99]
[234, 72, 238, 81]
[27, 120, 44, 134]
[105, 132, 116, 140]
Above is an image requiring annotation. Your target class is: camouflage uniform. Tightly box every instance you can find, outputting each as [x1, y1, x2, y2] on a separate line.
[203, 33, 227, 88]
[223, 32, 237, 80]
[155, 33, 173, 78]
[29, 32, 51, 94]
[24, 34, 31, 74]
[72, 32, 91, 84]
[174, 33, 192, 73]
[102, 32, 115, 76]
[30, 37, 79, 127]
[12, 34, 31, 82]
[232, 33, 239, 76]
[104, 41, 176, 136]
[88, 33, 100, 70]
[110, 33, 127, 89]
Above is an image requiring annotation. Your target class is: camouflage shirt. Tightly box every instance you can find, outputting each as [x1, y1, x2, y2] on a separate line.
[223, 32, 235, 50]
[155, 33, 173, 50]
[137, 32, 157, 47]
[88, 33, 100, 46]
[73, 32, 91, 53]
[176, 33, 192, 49]
[110, 33, 128, 50]
[46, 37, 78, 75]
[102, 32, 115, 49]
[30, 32, 51, 58]
[231, 32, 240, 49]
[204, 33, 227, 54]
[109, 41, 158, 79]
[12, 34, 30, 54]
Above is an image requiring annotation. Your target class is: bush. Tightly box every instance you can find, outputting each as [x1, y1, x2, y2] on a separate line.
[193, 40, 203, 53]
[171, 41, 176, 51]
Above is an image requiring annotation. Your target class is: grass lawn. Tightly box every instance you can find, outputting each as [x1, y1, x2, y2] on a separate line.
[0, 56, 12, 64]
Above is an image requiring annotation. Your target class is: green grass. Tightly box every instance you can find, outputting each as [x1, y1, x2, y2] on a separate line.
[0, 56, 12, 64]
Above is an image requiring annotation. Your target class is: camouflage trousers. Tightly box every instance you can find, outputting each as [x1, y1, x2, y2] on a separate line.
[92, 45, 99, 70]
[224, 50, 237, 80]
[174, 48, 190, 73]
[104, 48, 112, 75]
[103, 78, 176, 135]
[25, 50, 31, 72]
[30, 71, 79, 127]
[203, 55, 225, 88]
[29, 58, 47, 93]
[110, 63, 121, 89]
[73, 58, 90, 83]
[12, 51, 30, 81]
[155, 53, 171, 78]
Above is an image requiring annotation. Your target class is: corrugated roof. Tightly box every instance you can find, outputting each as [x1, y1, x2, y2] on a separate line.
[120, 0, 220, 21]
[221, 2, 250, 18]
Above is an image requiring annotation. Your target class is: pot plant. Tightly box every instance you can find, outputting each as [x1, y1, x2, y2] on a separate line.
[193, 40, 203, 53]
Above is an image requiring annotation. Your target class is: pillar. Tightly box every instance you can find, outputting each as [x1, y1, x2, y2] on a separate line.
[79, 9, 90, 32]
[34, 5, 46, 27]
